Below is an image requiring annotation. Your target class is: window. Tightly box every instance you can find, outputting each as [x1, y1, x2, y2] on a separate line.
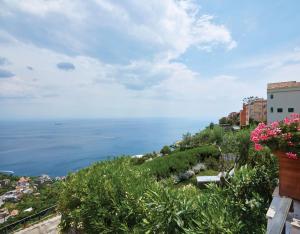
[270, 107, 273, 113]
[288, 108, 294, 113]
[270, 94, 274, 99]
[277, 108, 283, 113]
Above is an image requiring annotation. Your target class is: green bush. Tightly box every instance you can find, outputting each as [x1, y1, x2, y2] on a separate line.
[58, 122, 278, 234]
[58, 151, 278, 233]
[160, 145, 172, 155]
[179, 125, 225, 150]
[223, 154, 278, 233]
[204, 157, 220, 170]
[143, 145, 220, 179]
[140, 187, 199, 233]
[130, 152, 157, 165]
[59, 157, 156, 233]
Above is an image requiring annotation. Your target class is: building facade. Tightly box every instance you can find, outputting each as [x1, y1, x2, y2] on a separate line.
[267, 81, 300, 124]
[240, 104, 247, 127]
[240, 98, 267, 127]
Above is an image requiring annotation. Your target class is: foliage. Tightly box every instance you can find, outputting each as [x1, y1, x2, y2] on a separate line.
[160, 145, 171, 155]
[59, 157, 156, 233]
[56, 120, 278, 233]
[0, 182, 61, 229]
[0, 174, 19, 196]
[203, 157, 219, 170]
[224, 153, 278, 233]
[221, 128, 252, 167]
[251, 114, 300, 159]
[219, 117, 228, 125]
[179, 125, 224, 150]
[219, 113, 240, 126]
[208, 122, 215, 129]
[58, 150, 277, 233]
[130, 152, 157, 165]
[242, 96, 259, 104]
[143, 145, 220, 179]
[141, 187, 199, 233]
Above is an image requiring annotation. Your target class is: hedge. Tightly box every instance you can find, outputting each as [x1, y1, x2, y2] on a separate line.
[143, 145, 220, 179]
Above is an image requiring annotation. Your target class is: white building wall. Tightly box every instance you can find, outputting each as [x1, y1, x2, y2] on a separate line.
[267, 87, 300, 124]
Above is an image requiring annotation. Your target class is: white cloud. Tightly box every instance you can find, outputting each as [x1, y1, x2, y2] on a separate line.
[0, 39, 245, 119]
[0, 0, 240, 119]
[2, 0, 86, 20]
[234, 48, 300, 70]
[1, 0, 236, 61]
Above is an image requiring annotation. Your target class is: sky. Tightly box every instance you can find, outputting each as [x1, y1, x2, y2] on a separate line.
[0, 0, 300, 121]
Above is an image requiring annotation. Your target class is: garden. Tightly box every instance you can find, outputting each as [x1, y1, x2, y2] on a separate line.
[58, 123, 281, 233]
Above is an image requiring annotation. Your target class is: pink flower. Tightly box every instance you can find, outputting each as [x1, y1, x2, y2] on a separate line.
[254, 143, 263, 151]
[260, 134, 269, 141]
[284, 117, 291, 125]
[251, 115, 299, 157]
[286, 152, 298, 160]
[251, 136, 259, 143]
[271, 121, 279, 128]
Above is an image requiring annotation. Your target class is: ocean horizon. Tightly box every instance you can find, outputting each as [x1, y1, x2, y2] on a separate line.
[0, 118, 209, 176]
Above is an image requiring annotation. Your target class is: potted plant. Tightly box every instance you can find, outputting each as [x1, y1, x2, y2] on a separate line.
[251, 113, 300, 200]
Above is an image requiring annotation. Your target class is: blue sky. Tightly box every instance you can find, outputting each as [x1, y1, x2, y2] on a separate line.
[0, 0, 300, 120]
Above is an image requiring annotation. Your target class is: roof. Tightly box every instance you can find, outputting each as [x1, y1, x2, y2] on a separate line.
[267, 81, 300, 90]
[18, 177, 29, 183]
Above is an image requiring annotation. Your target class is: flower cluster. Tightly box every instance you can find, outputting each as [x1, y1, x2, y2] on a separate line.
[251, 114, 300, 159]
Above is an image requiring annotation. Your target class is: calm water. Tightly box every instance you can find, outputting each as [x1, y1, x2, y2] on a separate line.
[0, 118, 207, 176]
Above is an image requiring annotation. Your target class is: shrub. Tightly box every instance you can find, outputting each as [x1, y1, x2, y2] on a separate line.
[59, 150, 277, 233]
[130, 152, 157, 165]
[140, 187, 199, 233]
[160, 145, 171, 155]
[204, 157, 220, 170]
[59, 157, 155, 233]
[223, 155, 278, 233]
[221, 128, 252, 167]
[143, 145, 220, 179]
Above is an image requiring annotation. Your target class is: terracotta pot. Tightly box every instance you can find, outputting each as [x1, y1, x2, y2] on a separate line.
[274, 151, 300, 200]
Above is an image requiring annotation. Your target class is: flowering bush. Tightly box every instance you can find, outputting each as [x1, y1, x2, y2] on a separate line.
[251, 114, 300, 159]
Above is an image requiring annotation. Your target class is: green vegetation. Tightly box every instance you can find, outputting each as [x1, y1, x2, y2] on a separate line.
[130, 152, 158, 165]
[160, 145, 171, 155]
[0, 174, 18, 195]
[219, 112, 240, 126]
[58, 124, 278, 233]
[144, 145, 219, 179]
[0, 175, 61, 230]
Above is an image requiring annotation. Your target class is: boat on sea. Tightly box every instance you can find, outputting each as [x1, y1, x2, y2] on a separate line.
[0, 170, 14, 175]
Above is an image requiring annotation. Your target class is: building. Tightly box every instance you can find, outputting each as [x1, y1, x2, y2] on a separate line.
[3, 190, 21, 202]
[0, 179, 10, 187]
[240, 98, 267, 127]
[34, 174, 52, 186]
[267, 81, 300, 123]
[16, 177, 30, 188]
[247, 98, 267, 125]
[240, 104, 247, 127]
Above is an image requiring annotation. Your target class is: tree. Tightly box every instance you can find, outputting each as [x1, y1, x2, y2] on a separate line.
[227, 112, 240, 126]
[242, 96, 259, 105]
[160, 145, 171, 155]
[208, 122, 215, 129]
[219, 117, 228, 125]
[179, 132, 193, 150]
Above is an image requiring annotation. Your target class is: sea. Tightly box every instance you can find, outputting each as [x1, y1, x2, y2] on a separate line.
[0, 118, 208, 176]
